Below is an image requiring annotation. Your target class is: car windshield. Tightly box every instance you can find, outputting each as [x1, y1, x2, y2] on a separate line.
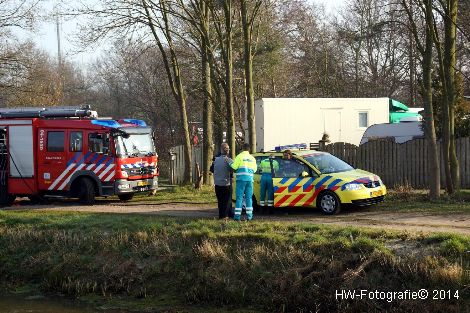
[303, 153, 354, 174]
[115, 133, 155, 157]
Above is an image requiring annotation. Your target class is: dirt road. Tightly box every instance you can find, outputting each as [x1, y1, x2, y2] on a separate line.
[3, 199, 470, 235]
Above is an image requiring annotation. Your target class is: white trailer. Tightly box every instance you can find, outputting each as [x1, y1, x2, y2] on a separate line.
[252, 98, 390, 151]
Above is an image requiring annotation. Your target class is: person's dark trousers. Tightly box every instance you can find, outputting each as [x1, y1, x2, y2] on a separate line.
[215, 185, 231, 219]
[228, 185, 234, 218]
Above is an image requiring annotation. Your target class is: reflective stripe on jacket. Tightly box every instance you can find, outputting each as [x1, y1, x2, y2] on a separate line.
[229, 151, 257, 181]
[260, 158, 279, 174]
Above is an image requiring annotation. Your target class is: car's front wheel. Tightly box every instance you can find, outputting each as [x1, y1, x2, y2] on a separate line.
[317, 191, 341, 215]
[78, 178, 96, 205]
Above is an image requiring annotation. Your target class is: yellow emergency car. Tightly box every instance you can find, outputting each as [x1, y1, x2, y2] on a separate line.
[244, 148, 386, 214]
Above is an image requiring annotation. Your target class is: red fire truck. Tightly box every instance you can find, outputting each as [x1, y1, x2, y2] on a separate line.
[0, 106, 159, 205]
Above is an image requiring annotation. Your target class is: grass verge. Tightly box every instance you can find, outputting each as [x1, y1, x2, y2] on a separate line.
[381, 189, 470, 214]
[130, 185, 216, 204]
[0, 210, 468, 312]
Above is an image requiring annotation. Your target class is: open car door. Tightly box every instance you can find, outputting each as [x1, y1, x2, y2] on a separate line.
[272, 157, 317, 208]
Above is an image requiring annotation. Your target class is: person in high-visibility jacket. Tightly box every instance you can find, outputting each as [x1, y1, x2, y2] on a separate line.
[259, 154, 279, 207]
[227, 143, 257, 221]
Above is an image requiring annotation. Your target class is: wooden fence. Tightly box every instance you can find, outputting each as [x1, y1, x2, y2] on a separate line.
[168, 145, 203, 185]
[168, 138, 470, 188]
[321, 138, 470, 188]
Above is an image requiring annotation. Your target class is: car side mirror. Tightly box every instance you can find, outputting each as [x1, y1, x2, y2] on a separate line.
[301, 171, 309, 177]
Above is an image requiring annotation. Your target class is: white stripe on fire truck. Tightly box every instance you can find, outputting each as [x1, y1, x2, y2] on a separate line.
[57, 164, 86, 190]
[86, 163, 95, 170]
[104, 170, 115, 182]
[48, 163, 76, 190]
[93, 164, 105, 174]
[98, 164, 115, 179]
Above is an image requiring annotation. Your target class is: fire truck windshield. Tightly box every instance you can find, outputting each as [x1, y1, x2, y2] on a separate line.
[115, 134, 155, 157]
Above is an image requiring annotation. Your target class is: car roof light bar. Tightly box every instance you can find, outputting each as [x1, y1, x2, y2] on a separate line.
[274, 143, 307, 151]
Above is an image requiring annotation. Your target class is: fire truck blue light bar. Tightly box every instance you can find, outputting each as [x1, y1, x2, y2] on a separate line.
[122, 119, 147, 127]
[91, 120, 122, 128]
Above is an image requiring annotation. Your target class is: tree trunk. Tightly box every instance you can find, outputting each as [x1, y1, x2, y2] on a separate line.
[433, 20, 453, 193]
[224, 0, 236, 159]
[444, 0, 460, 191]
[143, 0, 192, 183]
[408, 4, 416, 107]
[212, 80, 224, 153]
[240, 0, 256, 153]
[177, 82, 192, 184]
[201, 1, 214, 185]
[423, 0, 441, 199]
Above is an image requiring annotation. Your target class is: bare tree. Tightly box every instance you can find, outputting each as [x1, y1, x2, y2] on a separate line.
[175, 0, 215, 185]
[0, 0, 39, 30]
[240, 0, 263, 152]
[75, 0, 193, 183]
[209, 0, 236, 159]
[433, 0, 460, 193]
[0, 0, 43, 105]
[402, 0, 440, 199]
[336, 0, 408, 99]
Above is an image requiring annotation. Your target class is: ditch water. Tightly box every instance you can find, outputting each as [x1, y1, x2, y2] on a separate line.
[0, 295, 126, 313]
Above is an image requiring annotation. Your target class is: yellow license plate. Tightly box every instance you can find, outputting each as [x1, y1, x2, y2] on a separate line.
[371, 190, 383, 197]
[137, 181, 148, 187]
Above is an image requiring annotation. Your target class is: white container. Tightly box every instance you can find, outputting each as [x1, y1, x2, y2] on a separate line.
[252, 98, 390, 151]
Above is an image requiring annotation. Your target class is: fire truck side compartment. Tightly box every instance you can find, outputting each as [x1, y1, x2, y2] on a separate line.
[8, 125, 35, 178]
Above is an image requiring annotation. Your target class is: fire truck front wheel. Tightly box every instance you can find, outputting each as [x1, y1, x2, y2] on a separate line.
[78, 178, 96, 205]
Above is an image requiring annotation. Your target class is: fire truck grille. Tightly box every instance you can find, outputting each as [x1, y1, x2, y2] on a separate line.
[126, 166, 155, 176]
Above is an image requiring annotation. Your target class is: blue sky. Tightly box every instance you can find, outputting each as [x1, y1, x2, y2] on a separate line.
[15, 0, 346, 65]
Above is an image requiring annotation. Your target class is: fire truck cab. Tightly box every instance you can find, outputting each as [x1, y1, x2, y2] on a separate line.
[0, 106, 159, 205]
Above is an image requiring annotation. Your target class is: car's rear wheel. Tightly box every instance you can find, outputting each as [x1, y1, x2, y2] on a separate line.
[0, 194, 15, 206]
[317, 191, 341, 215]
[28, 195, 44, 204]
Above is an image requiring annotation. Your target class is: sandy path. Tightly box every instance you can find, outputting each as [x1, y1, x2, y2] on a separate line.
[3, 199, 469, 235]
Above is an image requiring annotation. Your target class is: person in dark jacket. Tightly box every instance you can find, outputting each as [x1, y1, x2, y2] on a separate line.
[211, 143, 233, 219]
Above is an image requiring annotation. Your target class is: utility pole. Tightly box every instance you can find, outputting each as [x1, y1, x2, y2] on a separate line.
[55, 7, 63, 103]
[55, 10, 62, 69]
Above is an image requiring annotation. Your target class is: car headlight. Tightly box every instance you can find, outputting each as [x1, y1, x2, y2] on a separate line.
[344, 183, 363, 191]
